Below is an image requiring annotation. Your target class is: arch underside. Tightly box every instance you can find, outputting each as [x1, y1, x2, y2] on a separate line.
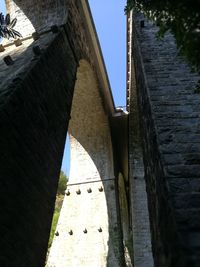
[0, 1, 129, 266]
[0, 1, 128, 267]
[47, 59, 125, 267]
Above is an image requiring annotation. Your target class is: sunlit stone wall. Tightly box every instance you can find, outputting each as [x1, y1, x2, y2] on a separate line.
[47, 60, 125, 267]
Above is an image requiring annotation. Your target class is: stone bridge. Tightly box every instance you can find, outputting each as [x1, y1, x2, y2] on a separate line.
[0, 1, 200, 267]
[0, 1, 129, 266]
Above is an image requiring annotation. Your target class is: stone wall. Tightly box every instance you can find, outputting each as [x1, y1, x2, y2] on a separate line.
[5, 0, 96, 69]
[128, 60, 154, 267]
[0, 30, 77, 267]
[0, 1, 121, 267]
[6, 0, 68, 37]
[127, 11, 154, 267]
[47, 60, 125, 267]
[132, 12, 200, 267]
[4, 0, 114, 114]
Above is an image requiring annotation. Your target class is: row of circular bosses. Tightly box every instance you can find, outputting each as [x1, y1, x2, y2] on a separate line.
[55, 227, 103, 236]
[66, 186, 104, 196]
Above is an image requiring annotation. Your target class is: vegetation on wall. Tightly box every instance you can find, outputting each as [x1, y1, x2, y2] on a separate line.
[125, 0, 200, 74]
[57, 170, 68, 195]
[48, 171, 68, 249]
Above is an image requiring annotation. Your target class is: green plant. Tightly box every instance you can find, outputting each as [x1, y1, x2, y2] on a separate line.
[48, 208, 60, 248]
[124, 0, 135, 14]
[0, 13, 22, 39]
[125, 0, 200, 74]
[47, 171, 68, 248]
[57, 170, 68, 195]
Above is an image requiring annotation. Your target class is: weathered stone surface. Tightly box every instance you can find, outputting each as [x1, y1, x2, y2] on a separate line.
[132, 11, 200, 267]
[0, 31, 77, 267]
[6, 0, 68, 37]
[0, 33, 59, 97]
[0, 1, 122, 267]
[3, 1, 200, 267]
[128, 12, 154, 266]
[47, 60, 125, 267]
[6, 0, 95, 66]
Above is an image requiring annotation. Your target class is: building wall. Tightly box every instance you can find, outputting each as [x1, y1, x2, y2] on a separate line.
[132, 12, 200, 267]
[47, 60, 125, 267]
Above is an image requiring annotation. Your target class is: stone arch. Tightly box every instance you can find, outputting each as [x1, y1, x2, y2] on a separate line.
[47, 59, 125, 267]
[0, 1, 125, 266]
[68, 59, 114, 182]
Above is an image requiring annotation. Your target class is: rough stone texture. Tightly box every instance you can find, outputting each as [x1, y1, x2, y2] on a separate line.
[5, 0, 200, 266]
[118, 173, 129, 246]
[132, 12, 200, 267]
[4, 0, 114, 115]
[6, 0, 68, 37]
[48, 179, 121, 267]
[127, 12, 154, 267]
[47, 60, 125, 267]
[128, 58, 154, 267]
[0, 32, 56, 96]
[6, 0, 94, 64]
[129, 113, 154, 267]
[0, 30, 77, 267]
[0, 1, 119, 266]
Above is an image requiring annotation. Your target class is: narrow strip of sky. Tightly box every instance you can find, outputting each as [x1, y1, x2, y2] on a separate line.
[88, 0, 126, 107]
[0, 2, 6, 15]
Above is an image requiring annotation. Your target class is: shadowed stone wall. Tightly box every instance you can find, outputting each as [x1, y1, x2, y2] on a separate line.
[128, 57, 154, 267]
[0, 30, 77, 267]
[127, 12, 154, 267]
[132, 12, 200, 267]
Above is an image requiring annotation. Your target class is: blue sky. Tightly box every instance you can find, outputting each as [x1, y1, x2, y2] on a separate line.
[0, 1, 5, 14]
[0, 1, 126, 175]
[89, 0, 126, 107]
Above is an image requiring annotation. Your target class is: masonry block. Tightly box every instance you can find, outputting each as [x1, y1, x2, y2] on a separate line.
[132, 12, 200, 267]
[0, 31, 77, 267]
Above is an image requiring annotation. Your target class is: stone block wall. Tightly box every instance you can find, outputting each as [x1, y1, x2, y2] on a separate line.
[6, 0, 68, 37]
[132, 12, 200, 267]
[0, 29, 77, 267]
[127, 12, 154, 267]
[47, 60, 125, 267]
[6, 0, 95, 65]
[0, 1, 117, 266]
